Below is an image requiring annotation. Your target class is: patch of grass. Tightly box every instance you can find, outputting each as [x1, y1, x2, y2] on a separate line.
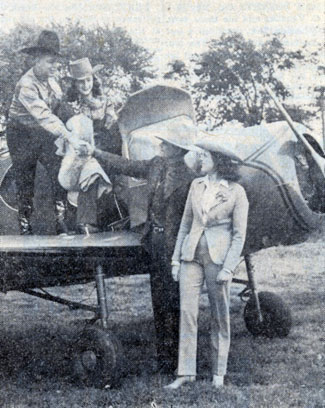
[0, 241, 324, 407]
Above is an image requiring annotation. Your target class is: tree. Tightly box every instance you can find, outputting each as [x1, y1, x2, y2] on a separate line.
[0, 22, 156, 118]
[165, 32, 316, 129]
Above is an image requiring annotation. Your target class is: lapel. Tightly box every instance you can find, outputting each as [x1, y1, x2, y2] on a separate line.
[192, 179, 206, 214]
[163, 160, 192, 199]
[209, 182, 233, 211]
[32, 69, 62, 103]
[192, 178, 233, 220]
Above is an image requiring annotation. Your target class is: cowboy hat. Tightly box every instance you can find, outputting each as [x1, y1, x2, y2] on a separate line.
[20, 30, 62, 57]
[194, 130, 242, 161]
[155, 134, 198, 151]
[68, 58, 104, 80]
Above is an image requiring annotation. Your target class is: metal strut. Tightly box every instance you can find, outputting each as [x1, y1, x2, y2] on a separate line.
[95, 264, 109, 330]
[21, 288, 98, 313]
[245, 254, 263, 323]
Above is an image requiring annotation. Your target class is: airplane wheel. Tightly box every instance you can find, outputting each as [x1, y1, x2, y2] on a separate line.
[72, 326, 122, 388]
[244, 291, 292, 338]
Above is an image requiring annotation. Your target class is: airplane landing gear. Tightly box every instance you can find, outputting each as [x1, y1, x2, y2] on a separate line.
[244, 291, 292, 338]
[236, 255, 292, 338]
[72, 263, 123, 388]
[72, 326, 122, 388]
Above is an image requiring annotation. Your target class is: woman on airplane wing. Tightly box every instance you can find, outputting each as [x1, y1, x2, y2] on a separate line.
[57, 58, 125, 234]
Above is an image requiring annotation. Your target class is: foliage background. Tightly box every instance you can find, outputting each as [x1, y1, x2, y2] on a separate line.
[0, 22, 156, 120]
[0, 22, 323, 137]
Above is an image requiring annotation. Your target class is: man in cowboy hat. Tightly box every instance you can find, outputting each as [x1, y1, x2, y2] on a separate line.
[91, 138, 196, 373]
[6, 30, 81, 235]
[84, 92, 200, 373]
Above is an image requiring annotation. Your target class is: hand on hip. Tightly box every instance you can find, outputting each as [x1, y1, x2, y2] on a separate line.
[216, 268, 232, 284]
[171, 265, 180, 282]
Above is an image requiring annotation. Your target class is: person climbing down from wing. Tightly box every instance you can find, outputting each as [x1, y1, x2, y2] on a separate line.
[56, 58, 126, 234]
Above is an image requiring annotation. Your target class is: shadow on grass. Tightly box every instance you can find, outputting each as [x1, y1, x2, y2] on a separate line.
[0, 302, 262, 391]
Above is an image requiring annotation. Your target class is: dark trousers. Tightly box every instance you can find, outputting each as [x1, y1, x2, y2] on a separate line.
[149, 229, 180, 370]
[77, 177, 129, 229]
[76, 182, 98, 225]
[6, 121, 66, 212]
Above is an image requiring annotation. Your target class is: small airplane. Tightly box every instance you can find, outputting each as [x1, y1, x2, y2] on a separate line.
[0, 85, 324, 388]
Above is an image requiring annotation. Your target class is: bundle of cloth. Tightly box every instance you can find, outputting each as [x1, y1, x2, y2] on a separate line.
[55, 114, 112, 198]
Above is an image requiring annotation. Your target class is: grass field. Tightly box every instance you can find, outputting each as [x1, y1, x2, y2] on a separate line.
[0, 239, 324, 408]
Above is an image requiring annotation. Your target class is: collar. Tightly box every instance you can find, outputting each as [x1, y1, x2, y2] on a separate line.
[201, 175, 229, 188]
[166, 154, 185, 167]
[32, 67, 49, 84]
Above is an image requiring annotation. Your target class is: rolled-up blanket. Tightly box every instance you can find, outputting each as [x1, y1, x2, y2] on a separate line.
[56, 114, 112, 197]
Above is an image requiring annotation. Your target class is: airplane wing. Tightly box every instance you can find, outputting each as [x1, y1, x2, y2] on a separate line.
[199, 121, 325, 253]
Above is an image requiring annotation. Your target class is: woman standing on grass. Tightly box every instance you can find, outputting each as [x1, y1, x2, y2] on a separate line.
[165, 142, 249, 390]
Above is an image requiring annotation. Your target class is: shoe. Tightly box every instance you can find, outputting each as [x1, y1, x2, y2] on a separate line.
[164, 376, 196, 390]
[54, 200, 70, 235]
[19, 216, 33, 235]
[18, 205, 33, 235]
[212, 375, 224, 388]
[76, 223, 100, 235]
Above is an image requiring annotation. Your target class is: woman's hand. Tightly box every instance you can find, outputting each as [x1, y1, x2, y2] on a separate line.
[216, 268, 232, 284]
[171, 265, 180, 282]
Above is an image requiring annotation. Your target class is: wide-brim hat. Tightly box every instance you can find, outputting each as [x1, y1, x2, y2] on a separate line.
[155, 134, 198, 151]
[68, 58, 104, 80]
[20, 30, 62, 57]
[194, 130, 242, 161]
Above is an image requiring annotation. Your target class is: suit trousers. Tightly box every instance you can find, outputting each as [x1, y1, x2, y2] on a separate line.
[6, 121, 66, 211]
[149, 228, 179, 371]
[178, 233, 231, 376]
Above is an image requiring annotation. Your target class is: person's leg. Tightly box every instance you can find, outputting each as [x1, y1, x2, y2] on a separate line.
[76, 181, 99, 228]
[204, 261, 231, 379]
[177, 260, 204, 376]
[6, 123, 39, 234]
[39, 131, 69, 234]
[149, 230, 179, 373]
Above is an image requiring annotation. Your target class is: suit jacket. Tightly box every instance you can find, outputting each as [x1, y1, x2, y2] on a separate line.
[144, 156, 194, 261]
[172, 177, 249, 272]
[94, 149, 194, 258]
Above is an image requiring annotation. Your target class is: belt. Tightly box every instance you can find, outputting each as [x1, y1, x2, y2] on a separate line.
[151, 224, 164, 233]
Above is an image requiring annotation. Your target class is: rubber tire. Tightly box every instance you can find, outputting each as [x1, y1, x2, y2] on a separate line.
[72, 326, 123, 388]
[244, 291, 292, 338]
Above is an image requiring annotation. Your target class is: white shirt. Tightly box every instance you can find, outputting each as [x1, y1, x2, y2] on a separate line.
[201, 176, 229, 217]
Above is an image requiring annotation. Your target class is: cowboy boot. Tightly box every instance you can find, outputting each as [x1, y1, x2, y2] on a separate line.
[18, 204, 33, 235]
[54, 200, 70, 235]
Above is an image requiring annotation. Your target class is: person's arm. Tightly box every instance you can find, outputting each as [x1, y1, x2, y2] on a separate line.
[171, 181, 195, 265]
[94, 148, 160, 179]
[222, 184, 249, 273]
[18, 83, 70, 139]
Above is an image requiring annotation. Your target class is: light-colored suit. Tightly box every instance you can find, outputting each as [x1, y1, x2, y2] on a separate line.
[172, 176, 249, 376]
[172, 177, 249, 272]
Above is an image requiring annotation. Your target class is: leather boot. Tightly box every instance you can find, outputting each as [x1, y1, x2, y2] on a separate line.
[18, 205, 33, 235]
[54, 200, 70, 235]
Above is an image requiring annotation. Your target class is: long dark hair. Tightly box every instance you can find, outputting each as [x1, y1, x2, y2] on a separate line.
[210, 151, 240, 182]
[66, 74, 103, 102]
